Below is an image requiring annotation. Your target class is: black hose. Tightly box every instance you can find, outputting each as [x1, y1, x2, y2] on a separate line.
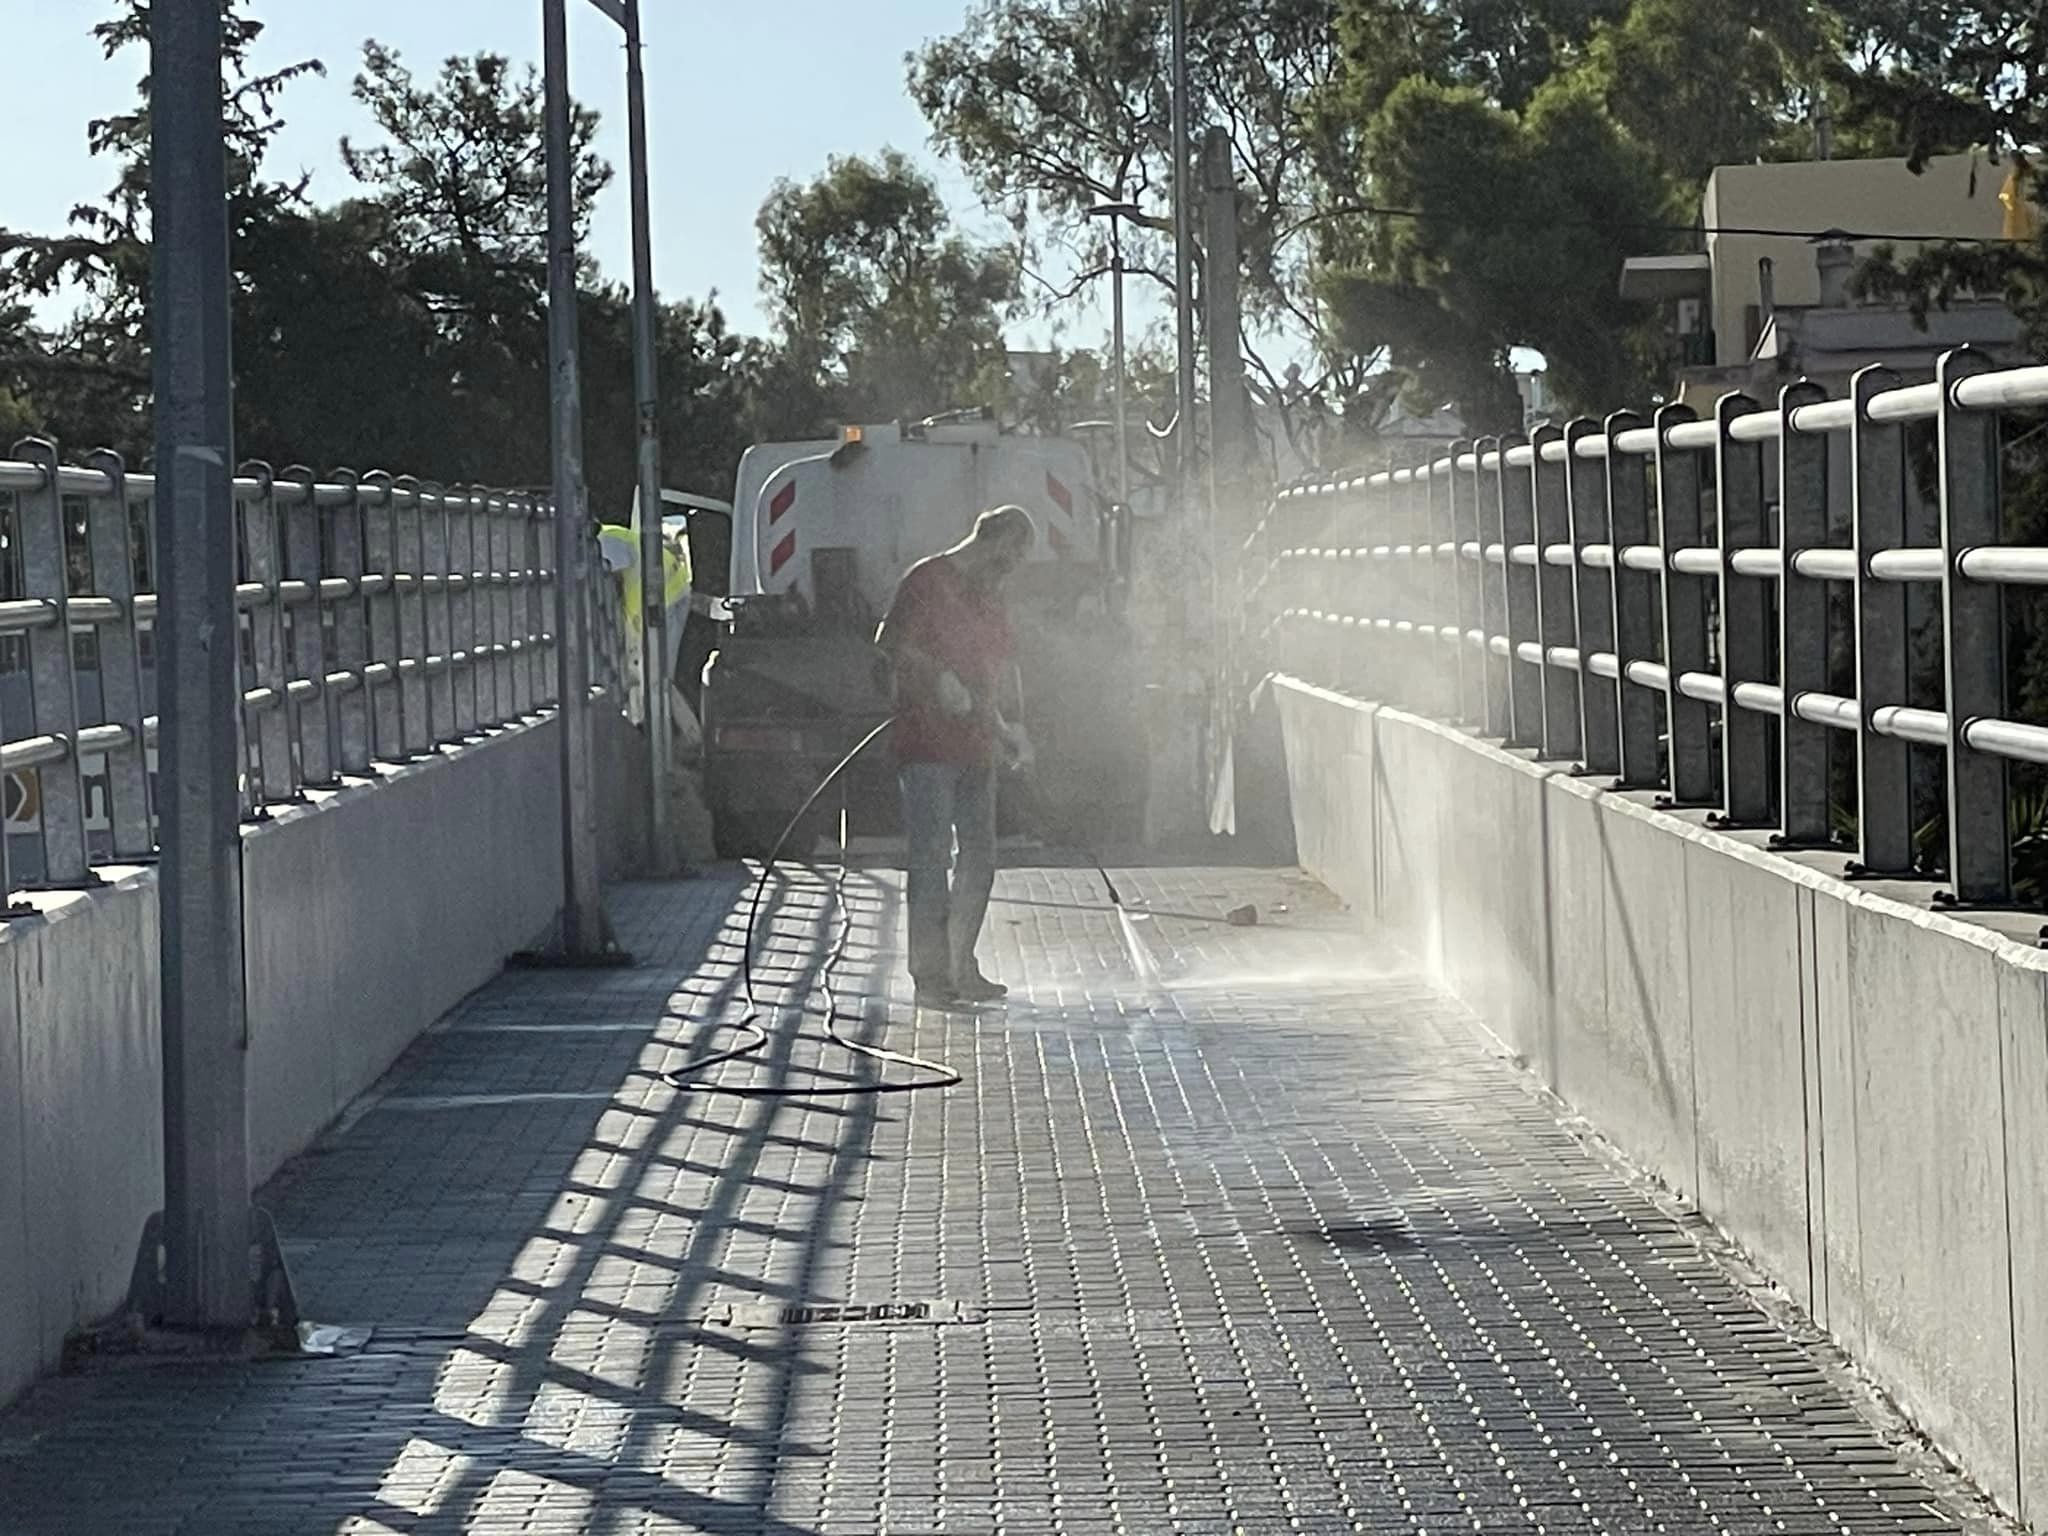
[664, 718, 963, 1098]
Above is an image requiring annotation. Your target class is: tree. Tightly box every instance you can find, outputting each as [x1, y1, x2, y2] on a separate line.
[1319, 72, 1677, 430]
[342, 43, 610, 283]
[909, 0, 1351, 421]
[754, 150, 1018, 430]
[1831, 6, 2048, 356]
[0, 0, 322, 456]
[1316, 0, 1629, 124]
[7, 9, 764, 515]
[1310, 0, 1833, 430]
[1580, 0, 1827, 182]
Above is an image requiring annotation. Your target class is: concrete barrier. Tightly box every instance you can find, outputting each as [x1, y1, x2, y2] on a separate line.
[0, 710, 649, 1411]
[1277, 678, 2048, 1528]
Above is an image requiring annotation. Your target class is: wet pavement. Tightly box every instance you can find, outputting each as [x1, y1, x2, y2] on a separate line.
[0, 861, 1993, 1534]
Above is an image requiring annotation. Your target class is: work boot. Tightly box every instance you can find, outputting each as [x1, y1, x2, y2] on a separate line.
[953, 969, 1008, 1004]
[913, 980, 966, 1012]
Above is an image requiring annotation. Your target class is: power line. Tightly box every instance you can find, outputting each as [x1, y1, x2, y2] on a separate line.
[1312, 200, 2020, 245]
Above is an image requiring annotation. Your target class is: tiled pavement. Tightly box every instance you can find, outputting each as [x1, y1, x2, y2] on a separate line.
[0, 859, 1996, 1534]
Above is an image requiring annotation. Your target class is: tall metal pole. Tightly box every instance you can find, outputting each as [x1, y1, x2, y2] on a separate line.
[623, 0, 671, 867]
[1168, 0, 1198, 496]
[151, 0, 250, 1329]
[545, 0, 607, 954]
[1109, 214, 1131, 513]
[1167, 0, 1202, 830]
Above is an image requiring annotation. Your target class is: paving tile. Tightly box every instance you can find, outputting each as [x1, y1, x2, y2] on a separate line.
[0, 861, 1990, 1534]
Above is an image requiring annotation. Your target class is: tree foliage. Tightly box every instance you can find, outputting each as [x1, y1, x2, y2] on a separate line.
[1830, 5, 2048, 354]
[1310, 0, 1834, 430]
[0, 0, 321, 452]
[0, 9, 759, 517]
[910, 0, 1346, 409]
[342, 44, 610, 277]
[754, 150, 1018, 431]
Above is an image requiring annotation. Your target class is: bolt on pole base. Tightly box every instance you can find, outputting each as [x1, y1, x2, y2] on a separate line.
[99, 1207, 323, 1363]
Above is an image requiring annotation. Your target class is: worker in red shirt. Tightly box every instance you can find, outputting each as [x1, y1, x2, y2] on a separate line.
[875, 505, 1036, 1009]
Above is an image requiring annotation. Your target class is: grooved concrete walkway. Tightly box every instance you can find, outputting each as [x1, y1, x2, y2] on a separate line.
[0, 862, 1991, 1534]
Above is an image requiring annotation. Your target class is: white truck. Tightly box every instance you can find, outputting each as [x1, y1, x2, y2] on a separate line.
[697, 409, 1141, 855]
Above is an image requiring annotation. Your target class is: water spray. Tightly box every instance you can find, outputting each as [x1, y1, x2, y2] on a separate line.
[666, 683, 1182, 1096]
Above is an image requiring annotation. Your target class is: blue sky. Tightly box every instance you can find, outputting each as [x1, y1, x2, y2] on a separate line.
[7, 0, 1133, 351]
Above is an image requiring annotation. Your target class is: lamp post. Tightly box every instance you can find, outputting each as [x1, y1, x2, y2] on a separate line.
[544, 0, 674, 931]
[150, 0, 256, 1333]
[1085, 200, 1143, 515]
[1168, 0, 1197, 501]
[541, 0, 606, 955]
[1166, 0, 1204, 834]
[564, 0, 671, 873]
[618, 0, 672, 870]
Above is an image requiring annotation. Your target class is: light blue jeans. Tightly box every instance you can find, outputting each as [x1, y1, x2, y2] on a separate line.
[899, 759, 997, 989]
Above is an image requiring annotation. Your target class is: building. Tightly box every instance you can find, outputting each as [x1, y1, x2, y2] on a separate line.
[1620, 152, 2026, 410]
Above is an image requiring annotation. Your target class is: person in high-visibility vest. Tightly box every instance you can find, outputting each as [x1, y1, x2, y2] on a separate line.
[598, 524, 692, 728]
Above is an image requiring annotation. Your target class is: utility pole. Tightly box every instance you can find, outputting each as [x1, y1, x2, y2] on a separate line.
[543, 0, 608, 956]
[1165, 0, 1202, 839]
[145, 0, 286, 1335]
[1201, 128, 1247, 554]
[1108, 214, 1132, 514]
[1202, 127, 1248, 840]
[1168, 0, 1198, 504]
[621, 0, 672, 869]
[1085, 200, 1142, 514]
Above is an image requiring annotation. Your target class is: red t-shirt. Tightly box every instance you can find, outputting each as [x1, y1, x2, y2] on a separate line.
[884, 555, 1014, 764]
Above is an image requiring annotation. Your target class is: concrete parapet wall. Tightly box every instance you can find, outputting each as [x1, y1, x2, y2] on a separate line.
[0, 711, 647, 1411]
[1276, 678, 2048, 1528]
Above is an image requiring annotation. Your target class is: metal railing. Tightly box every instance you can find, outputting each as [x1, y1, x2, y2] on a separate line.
[0, 439, 627, 901]
[1240, 347, 2048, 907]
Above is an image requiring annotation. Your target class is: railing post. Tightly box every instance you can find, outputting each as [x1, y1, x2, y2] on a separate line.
[1566, 418, 1619, 775]
[449, 486, 480, 738]
[1530, 422, 1581, 762]
[1474, 437, 1510, 737]
[361, 470, 407, 761]
[329, 469, 373, 776]
[1604, 412, 1659, 786]
[393, 475, 432, 758]
[1449, 437, 1481, 724]
[1936, 346, 2010, 904]
[1314, 491, 1337, 690]
[12, 438, 93, 887]
[236, 461, 295, 812]
[485, 490, 513, 726]
[1777, 381, 1833, 847]
[82, 448, 155, 860]
[1431, 450, 1462, 720]
[278, 466, 334, 791]
[1499, 434, 1542, 749]
[1361, 479, 1386, 700]
[1403, 463, 1425, 709]
[1715, 393, 1775, 826]
[1849, 368, 1914, 876]
[421, 482, 457, 748]
[1655, 405, 1715, 805]
[1339, 480, 1369, 699]
[528, 491, 554, 713]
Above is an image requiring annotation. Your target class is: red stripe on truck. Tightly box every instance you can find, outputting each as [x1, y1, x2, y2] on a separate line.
[769, 482, 797, 523]
[769, 531, 797, 576]
[1046, 473, 1073, 516]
